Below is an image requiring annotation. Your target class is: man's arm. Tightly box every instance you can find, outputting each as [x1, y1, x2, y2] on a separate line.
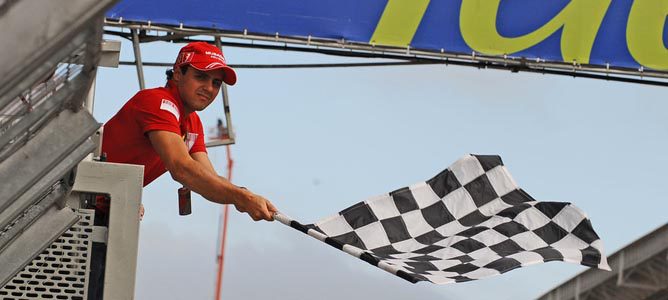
[191, 151, 217, 174]
[191, 151, 252, 191]
[190, 152, 278, 216]
[147, 130, 276, 221]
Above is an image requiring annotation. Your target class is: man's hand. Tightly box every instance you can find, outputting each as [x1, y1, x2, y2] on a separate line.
[234, 189, 277, 221]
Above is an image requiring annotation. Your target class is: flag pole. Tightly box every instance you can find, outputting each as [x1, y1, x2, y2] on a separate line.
[272, 212, 418, 283]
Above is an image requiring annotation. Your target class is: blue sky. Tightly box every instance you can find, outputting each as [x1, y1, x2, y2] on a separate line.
[93, 38, 667, 300]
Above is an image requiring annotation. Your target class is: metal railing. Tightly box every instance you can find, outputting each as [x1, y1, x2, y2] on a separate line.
[0, 0, 119, 292]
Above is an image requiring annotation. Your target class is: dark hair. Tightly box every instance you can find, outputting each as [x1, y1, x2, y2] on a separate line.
[165, 65, 189, 81]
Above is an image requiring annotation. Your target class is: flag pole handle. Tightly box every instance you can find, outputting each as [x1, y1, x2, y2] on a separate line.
[272, 212, 291, 226]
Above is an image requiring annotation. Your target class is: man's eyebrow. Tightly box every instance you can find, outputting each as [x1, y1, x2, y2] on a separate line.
[196, 70, 224, 82]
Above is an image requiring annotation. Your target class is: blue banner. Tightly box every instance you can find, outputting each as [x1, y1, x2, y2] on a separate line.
[107, 0, 668, 71]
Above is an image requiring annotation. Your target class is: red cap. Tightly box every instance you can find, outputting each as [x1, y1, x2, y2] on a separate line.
[173, 42, 237, 86]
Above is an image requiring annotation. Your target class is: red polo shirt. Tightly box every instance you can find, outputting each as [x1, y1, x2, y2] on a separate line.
[101, 82, 207, 187]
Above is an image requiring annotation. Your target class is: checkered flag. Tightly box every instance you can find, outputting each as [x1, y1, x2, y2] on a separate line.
[274, 154, 610, 284]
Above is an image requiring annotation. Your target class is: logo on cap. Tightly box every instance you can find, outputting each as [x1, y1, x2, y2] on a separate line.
[177, 52, 194, 65]
[205, 51, 226, 64]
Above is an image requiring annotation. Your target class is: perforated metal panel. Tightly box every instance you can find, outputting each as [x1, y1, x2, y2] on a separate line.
[0, 209, 94, 300]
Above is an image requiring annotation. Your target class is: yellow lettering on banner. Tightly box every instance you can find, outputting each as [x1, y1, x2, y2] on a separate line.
[370, 0, 431, 47]
[627, 0, 668, 70]
[460, 0, 611, 64]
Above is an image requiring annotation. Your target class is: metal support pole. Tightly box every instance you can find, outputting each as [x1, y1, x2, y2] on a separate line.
[84, 77, 97, 161]
[215, 37, 235, 142]
[214, 36, 222, 50]
[131, 29, 146, 90]
[85, 77, 96, 114]
[617, 251, 625, 286]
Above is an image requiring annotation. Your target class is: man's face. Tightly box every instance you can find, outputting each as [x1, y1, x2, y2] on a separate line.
[174, 67, 225, 112]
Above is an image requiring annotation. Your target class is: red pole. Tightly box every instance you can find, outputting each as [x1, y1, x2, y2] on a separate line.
[214, 145, 233, 300]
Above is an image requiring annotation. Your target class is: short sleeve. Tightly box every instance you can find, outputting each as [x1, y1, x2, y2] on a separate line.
[189, 113, 208, 154]
[132, 90, 181, 135]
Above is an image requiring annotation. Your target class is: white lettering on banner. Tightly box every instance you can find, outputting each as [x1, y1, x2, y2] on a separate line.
[185, 133, 198, 150]
[160, 99, 180, 121]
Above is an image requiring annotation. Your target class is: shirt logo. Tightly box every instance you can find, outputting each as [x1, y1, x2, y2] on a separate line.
[160, 99, 180, 121]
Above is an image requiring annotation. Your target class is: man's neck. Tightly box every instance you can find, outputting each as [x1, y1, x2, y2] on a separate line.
[166, 80, 194, 116]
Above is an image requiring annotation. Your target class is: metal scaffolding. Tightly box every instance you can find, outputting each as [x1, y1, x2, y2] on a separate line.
[0, 1, 145, 300]
[537, 224, 668, 300]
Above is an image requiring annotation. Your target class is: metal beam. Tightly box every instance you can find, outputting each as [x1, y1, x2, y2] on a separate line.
[538, 224, 668, 299]
[618, 251, 626, 286]
[0, 183, 68, 252]
[131, 29, 146, 90]
[0, 138, 95, 232]
[0, 27, 90, 110]
[112, 48, 668, 87]
[0, 204, 79, 288]
[119, 60, 447, 69]
[205, 37, 236, 148]
[0, 0, 116, 108]
[0, 73, 90, 160]
[0, 108, 99, 214]
[102, 21, 668, 85]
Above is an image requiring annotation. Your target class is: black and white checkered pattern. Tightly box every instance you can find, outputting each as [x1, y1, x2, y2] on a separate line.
[274, 154, 609, 284]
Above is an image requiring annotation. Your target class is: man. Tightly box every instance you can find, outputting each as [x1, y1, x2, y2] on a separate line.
[102, 41, 276, 220]
[90, 42, 277, 299]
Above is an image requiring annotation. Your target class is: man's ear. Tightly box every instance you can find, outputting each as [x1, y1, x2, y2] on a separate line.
[174, 66, 189, 83]
[172, 68, 182, 82]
